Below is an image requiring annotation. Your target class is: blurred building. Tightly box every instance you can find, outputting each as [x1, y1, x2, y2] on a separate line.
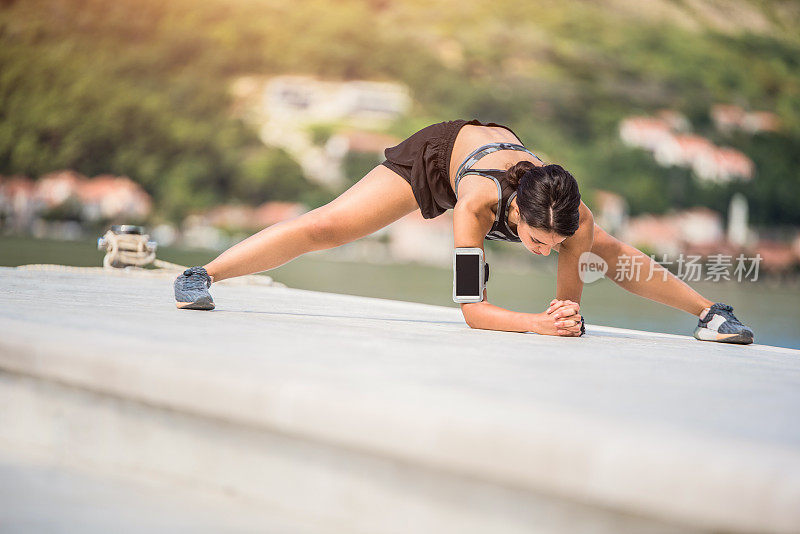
[228, 75, 411, 188]
[592, 190, 628, 236]
[653, 134, 715, 167]
[742, 111, 781, 134]
[0, 171, 150, 243]
[619, 116, 673, 151]
[621, 113, 755, 184]
[387, 210, 453, 266]
[692, 147, 754, 183]
[711, 104, 781, 134]
[655, 109, 690, 132]
[793, 232, 800, 261]
[34, 170, 153, 220]
[76, 175, 152, 221]
[263, 75, 411, 126]
[671, 208, 726, 248]
[710, 104, 747, 134]
[0, 175, 37, 232]
[622, 207, 724, 257]
[35, 170, 84, 208]
[755, 240, 798, 275]
[1, 170, 152, 235]
[654, 135, 754, 183]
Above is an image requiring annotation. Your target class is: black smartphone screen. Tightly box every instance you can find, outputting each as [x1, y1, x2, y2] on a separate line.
[455, 253, 480, 298]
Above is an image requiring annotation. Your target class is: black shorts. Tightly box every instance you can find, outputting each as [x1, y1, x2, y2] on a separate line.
[381, 118, 521, 219]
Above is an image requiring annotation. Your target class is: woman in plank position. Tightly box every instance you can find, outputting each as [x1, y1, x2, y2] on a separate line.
[174, 119, 755, 344]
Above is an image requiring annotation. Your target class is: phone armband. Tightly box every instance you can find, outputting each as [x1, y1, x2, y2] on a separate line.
[453, 247, 489, 303]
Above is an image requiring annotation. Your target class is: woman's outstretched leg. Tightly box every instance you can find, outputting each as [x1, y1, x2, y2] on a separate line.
[175, 165, 418, 308]
[206, 164, 418, 282]
[590, 223, 713, 316]
[590, 223, 754, 343]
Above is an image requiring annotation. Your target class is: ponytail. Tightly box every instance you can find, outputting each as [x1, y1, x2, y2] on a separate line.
[505, 160, 537, 188]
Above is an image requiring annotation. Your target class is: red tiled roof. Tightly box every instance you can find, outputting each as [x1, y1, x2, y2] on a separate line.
[77, 175, 148, 202]
[755, 241, 797, 271]
[620, 116, 672, 132]
[711, 104, 746, 125]
[671, 134, 715, 153]
[713, 148, 754, 178]
[0, 175, 35, 196]
[743, 111, 781, 133]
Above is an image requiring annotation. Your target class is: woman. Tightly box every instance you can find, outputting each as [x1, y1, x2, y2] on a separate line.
[174, 119, 755, 344]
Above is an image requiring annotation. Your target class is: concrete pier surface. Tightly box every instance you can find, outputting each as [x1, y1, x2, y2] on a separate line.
[1, 267, 799, 533]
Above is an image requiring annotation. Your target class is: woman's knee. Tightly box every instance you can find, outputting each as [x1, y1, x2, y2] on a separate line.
[303, 210, 350, 248]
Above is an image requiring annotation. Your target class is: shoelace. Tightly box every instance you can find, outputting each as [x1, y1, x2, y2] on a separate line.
[182, 268, 211, 290]
[709, 303, 743, 325]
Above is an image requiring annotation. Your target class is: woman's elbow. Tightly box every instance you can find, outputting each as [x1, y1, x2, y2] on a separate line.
[460, 303, 481, 329]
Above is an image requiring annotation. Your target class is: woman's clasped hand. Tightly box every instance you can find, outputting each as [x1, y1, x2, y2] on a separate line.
[543, 298, 583, 337]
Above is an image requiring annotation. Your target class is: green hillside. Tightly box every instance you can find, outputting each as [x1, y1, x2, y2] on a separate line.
[1, 0, 798, 224]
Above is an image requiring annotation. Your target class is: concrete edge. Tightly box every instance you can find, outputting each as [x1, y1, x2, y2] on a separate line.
[6, 267, 795, 352]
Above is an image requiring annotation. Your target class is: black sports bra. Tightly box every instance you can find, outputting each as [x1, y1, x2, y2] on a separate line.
[453, 142, 543, 242]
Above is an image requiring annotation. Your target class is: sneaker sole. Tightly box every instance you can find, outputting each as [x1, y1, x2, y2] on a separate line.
[693, 326, 753, 345]
[176, 297, 215, 311]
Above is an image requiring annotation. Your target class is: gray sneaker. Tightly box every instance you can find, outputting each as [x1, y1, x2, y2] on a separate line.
[174, 266, 214, 310]
[693, 302, 753, 344]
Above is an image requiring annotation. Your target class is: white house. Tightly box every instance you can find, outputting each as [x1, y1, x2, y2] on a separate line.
[653, 134, 715, 168]
[711, 104, 781, 134]
[34, 170, 84, 208]
[622, 207, 724, 257]
[692, 147, 754, 183]
[263, 75, 411, 125]
[253, 75, 411, 188]
[619, 116, 673, 151]
[77, 175, 152, 221]
[656, 109, 690, 132]
[0, 175, 37, 232]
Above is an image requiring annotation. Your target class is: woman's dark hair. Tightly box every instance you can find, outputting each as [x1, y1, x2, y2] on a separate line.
[506, 161, 581, 237]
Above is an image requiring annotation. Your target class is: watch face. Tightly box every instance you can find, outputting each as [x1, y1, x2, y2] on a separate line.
[455, 253, 481, 299]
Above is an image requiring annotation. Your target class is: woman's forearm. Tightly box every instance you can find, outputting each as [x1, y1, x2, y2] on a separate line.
[462, 301, 542, 333]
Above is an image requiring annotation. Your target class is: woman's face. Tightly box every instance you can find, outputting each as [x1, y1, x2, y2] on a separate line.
[517, 219, 566, 256]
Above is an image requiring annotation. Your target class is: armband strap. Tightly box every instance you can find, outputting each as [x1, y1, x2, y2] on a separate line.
[580, 315, 585, 336]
